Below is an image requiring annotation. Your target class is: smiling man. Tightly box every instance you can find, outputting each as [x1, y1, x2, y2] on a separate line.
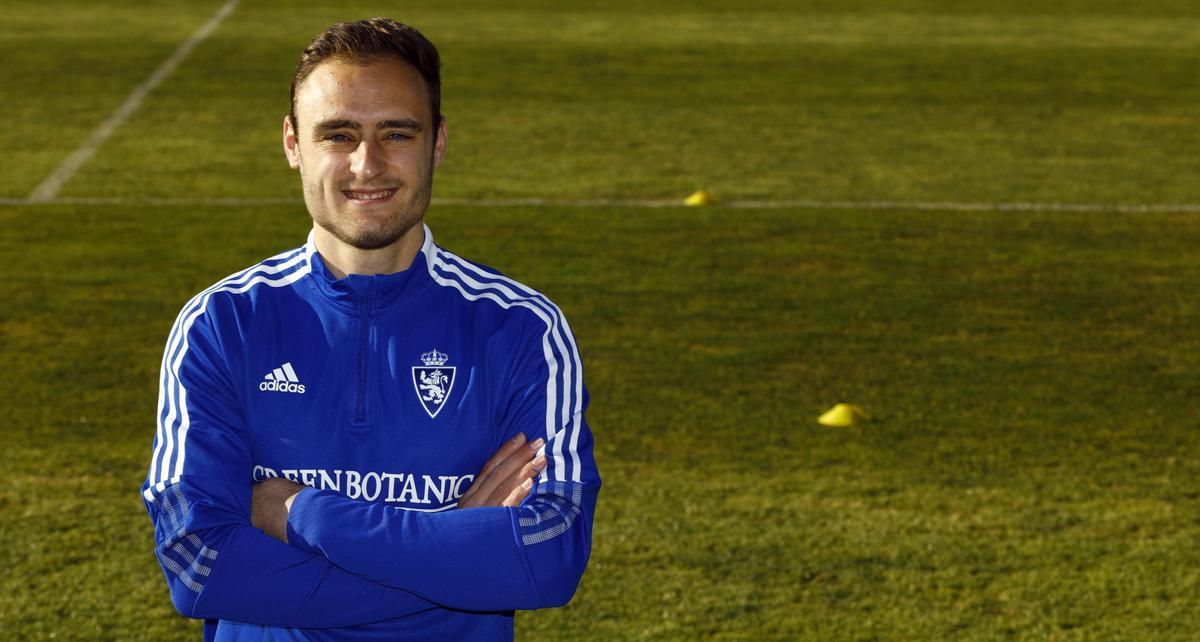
[141, 18, 600, 641]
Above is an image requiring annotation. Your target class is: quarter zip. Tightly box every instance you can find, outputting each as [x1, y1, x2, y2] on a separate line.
[311, 250, 427, 431]
[351, 292, 372, 429]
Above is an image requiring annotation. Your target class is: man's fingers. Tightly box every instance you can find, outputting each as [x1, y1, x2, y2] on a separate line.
[482, 436, 549, 496]
[478, 433, 527, 480]
[502, 478, 533, 508]
[458, 476, 480, 503]
[460, 435, 527, 505]
[459, 436, 548, 509]
[486, 454, 547, 506]
[473, 438, 542, 502]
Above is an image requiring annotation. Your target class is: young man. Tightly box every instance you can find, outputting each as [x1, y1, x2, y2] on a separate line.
[141, 18, 600, 641]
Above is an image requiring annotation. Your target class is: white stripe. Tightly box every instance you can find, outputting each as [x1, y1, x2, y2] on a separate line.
[170, 541, 204, 567]
[427, 261, 564, 480]
[150, 247, 305, 494]
[281, 362, 299, 383]
[441, 254, 584, 476]
[26, 0, 241, 203]
[423, 229, 584, 483]
[167, 269, 312, 488]
[151, 377, 169, 488]
[6, 195, 1200, 214]
[433, 251, 585, 483]
[395, 502, 459, 513]
[159, 553, 205, 593]
[434, 258, 573, 430]
[146, 247, 310, 500]
[273, 367, 287, 381]
[431, 259, 572, 481]
[186, 534, 219, 559]
[554, 315, 586, 477]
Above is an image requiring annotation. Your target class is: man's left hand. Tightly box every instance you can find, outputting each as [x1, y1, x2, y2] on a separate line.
[252, 478, 305, 543]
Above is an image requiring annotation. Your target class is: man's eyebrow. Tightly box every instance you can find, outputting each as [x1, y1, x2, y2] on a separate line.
[312, 119, 361, 136]
[379, 118, 422, 131]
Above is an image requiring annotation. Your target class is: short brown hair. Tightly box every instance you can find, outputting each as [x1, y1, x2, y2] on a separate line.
[290, 18, 442, 132]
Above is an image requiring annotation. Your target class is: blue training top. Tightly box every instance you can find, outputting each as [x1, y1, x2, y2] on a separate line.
[141, 224, 600, 641]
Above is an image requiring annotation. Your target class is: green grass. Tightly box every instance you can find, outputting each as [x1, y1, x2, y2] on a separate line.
[2, 0, 1200, 640]
[5, 0, 1197, 203]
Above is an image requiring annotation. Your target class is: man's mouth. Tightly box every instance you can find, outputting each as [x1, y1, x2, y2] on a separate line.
[343, 188, 398, 202]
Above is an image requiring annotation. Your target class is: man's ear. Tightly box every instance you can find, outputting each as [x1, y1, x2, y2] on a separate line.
[283, 115, 301, 170]
[433, 116, 447, 168]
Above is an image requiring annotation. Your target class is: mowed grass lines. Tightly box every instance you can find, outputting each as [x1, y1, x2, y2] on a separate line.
[1, 0, 1192, 204]
[0, 0, 228, 200]
[2, 205, 1199, 639]
[3, 0, 1200, 639]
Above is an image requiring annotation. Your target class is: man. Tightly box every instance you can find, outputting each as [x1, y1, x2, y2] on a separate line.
[141, 18, 599, 641]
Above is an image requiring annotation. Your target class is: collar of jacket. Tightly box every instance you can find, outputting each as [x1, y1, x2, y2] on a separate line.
[303, 225, 434, 313]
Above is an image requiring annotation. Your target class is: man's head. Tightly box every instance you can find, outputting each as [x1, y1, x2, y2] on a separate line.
[290, 18, 441, 134]
[284, 18, 446, 255]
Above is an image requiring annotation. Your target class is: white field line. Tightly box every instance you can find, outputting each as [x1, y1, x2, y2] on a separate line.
[1, 195, 1199, 214]
[26, 0, 241, 203]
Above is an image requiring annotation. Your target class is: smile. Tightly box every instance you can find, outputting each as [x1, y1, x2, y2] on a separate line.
[343, 188, 398, 202]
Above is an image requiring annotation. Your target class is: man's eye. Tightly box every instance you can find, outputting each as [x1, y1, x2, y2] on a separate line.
[386, 132, 413, 141]
[326, 134, 352, 143]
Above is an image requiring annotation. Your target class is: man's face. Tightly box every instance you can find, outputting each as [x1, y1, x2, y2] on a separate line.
[284, 57, 446, 251]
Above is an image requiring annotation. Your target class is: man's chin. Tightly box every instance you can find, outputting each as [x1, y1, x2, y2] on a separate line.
[348, 234, 407, 251]
[318, 218, 422, 251]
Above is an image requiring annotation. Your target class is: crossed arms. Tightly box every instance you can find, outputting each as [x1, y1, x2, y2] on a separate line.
[252, 432, 549, 540]
[146, 424, 597, 627]
[244, 433, 587, 612]
[143, 305, 599, 628]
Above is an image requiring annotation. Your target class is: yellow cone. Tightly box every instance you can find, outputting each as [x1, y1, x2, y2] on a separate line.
[817, 403, 870, 427]
[684, 190, 716, 206]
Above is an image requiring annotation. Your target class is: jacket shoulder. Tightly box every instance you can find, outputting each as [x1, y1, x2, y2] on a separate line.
[178, 246, 310, 313]
[425, 245, 567, 322]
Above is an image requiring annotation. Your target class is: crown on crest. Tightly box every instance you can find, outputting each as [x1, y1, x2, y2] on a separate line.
[421, 349, 449, 366]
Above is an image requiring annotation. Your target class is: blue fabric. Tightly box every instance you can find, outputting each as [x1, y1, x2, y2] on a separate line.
[154, 483, 217, 595]
[141, 225, 600, 640]
[520, 481, 585, 546]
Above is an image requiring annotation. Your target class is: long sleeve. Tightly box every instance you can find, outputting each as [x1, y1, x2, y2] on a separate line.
[284, 301, 601, 611]
[141, 297, 435, 627]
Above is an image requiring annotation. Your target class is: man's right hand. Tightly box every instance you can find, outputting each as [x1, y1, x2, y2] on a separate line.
[458, 433, 546, 509]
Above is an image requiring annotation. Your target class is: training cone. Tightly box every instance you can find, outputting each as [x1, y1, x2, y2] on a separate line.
[817, 403, 870, 427]
[684, 190, 716, 206]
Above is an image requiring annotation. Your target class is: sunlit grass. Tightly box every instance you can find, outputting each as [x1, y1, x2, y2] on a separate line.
[2, 0, 1199, 639]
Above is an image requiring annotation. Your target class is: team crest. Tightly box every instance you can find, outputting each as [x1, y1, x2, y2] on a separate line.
[412, 349, 455, 419]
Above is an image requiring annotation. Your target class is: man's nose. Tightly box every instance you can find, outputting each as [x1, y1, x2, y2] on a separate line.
[350, 140, 385, 180]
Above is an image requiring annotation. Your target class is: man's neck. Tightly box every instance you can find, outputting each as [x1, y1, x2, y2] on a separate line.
[312, 223, 426, 279]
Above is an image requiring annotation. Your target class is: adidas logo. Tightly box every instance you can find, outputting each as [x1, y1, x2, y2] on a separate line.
[259, 362, 306, 394]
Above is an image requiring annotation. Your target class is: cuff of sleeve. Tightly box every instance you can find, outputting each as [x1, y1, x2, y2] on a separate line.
[508, 503, 543, 605]
[286, 487, 320, 554]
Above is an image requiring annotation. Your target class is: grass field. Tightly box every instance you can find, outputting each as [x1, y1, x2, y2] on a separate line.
[2, 0, 1199, 640]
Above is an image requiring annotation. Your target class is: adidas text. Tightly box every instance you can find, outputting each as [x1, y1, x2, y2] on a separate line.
[259, 380, 306, 394]
[260, 362, 305, 393]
